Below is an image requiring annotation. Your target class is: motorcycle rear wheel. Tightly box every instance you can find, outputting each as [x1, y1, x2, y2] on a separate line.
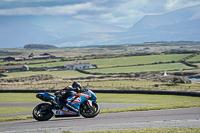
[32, 103, 53, 121]
[80, 101, 100, 118]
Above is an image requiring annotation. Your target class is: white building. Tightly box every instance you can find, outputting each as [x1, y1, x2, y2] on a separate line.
[64, 61, 91, 70]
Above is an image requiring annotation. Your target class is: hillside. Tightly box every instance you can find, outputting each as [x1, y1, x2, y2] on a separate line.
[24, 44, 58, 49]
[0, 15, 125, 48]
[0, 4, 200, 48]
[123, 4, 200, 43]
[48, 4, 200, 46]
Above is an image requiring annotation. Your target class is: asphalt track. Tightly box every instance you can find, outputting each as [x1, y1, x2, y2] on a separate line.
[0, 107, 200, 133]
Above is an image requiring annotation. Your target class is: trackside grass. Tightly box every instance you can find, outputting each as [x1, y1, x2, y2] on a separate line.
[0, 114, 33, 122]
[100, 101, 200, 114]
[72, 128, 200, 133]
[0, 107, 33, 115]
[1, 93, 200, 104]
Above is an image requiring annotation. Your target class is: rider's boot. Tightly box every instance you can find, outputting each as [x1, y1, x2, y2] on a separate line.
[52, 98, 60, 109]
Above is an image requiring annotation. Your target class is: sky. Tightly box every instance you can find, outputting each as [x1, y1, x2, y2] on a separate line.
[0, 0, 200, 28]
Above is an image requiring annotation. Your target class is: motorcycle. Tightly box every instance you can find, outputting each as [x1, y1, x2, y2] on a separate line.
[32, 87, 100, 121]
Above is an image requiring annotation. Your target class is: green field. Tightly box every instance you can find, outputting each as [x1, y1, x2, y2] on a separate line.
[0, 58, 60, 66]
[4, 70, 101, 78]
[187, 54, 200, 62]
[86, 63, 192, 74]
[1, 53, 194, 79]
[4, 63, 192, 79]
[2, 54, 190, 69]
[1, 50, 200, 103]
[86, 54, 190, 68]
[27, 61, 67, 68]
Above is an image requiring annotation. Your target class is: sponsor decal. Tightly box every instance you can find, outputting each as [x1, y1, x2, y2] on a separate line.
[74, 97, 81, 102]
[66, 103, 79, 112]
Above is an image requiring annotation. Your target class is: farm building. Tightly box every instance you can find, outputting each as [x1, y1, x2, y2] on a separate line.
[64, 61, 92, 70]
[28, 53, 56, 60]
[3, 57, 25, 62]
[30, 56, 51, 60]
[3, 57, 15, 62]
[40, 53, 56, 58]
[0, 65, 29, 72]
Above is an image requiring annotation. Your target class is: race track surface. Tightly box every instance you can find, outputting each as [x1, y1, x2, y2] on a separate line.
[0, 107, 200, 133]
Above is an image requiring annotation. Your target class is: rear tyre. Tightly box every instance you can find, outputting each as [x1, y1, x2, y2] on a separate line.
[32, 103, 53, 121]
[80, 101, 100, 118]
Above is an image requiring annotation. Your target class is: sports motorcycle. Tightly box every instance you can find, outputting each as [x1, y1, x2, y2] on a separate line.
[32, 87, 100, 121]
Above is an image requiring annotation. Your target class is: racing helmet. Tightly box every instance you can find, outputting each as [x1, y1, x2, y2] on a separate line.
[72, 81, 82, 89]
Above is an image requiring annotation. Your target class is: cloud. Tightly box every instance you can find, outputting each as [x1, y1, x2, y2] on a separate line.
[0, 2, 103, 15]
[3, 0, 56, 2]
[1, 0, 200, 28]
[74, 0, 148, 28]
[165, 0, 200, 11]
[74, 0, 200, 28]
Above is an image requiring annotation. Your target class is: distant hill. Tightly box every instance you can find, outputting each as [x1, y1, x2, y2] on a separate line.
[24, 44, 58, 49]
[0, 4, 200, 48]
[52, 4, 200, 46]
[123, 4, 200, 43]
[0, 15, 125, 48]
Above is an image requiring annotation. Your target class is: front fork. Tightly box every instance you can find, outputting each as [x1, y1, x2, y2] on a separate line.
[87, 100, 93, 108]
[85, 100, 95, 112]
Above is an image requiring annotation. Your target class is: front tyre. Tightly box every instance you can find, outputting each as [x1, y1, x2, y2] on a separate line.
[80, 101, 100, 118]
[32, 103, 53, 121]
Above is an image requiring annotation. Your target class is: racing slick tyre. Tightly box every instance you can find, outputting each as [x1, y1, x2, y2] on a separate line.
[33, 103, 53, 121]
[80, 101, 100, 118]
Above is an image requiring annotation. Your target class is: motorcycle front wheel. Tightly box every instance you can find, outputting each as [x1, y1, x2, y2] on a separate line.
[32, 103, 53, 121]
[80, 101, 100, 118]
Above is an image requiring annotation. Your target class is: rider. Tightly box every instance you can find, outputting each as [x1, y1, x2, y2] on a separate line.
[53, 81, 84, 111]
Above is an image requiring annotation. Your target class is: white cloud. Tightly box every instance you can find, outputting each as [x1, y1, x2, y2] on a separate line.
[1, 0, 200, 28]
[166, 0, 200, 11]
[75, 0, 147, 28]
[0, 2, 103, 15]
[3, 0, 55, 2]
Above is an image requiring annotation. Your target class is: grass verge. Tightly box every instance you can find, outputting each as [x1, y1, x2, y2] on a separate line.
[0, 114, 33, 122]
[100, 101, 200, 114]
[68, 128, 200, 133]
[0, 107, 33, 115]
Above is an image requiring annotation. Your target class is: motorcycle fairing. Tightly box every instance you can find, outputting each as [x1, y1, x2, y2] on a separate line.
[36, 92, 55, 102]
[52, 107, 79, 116]
[65, 89, 97, 109]
[87, 89, 97, 101]
[66, 93, 89, 109]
